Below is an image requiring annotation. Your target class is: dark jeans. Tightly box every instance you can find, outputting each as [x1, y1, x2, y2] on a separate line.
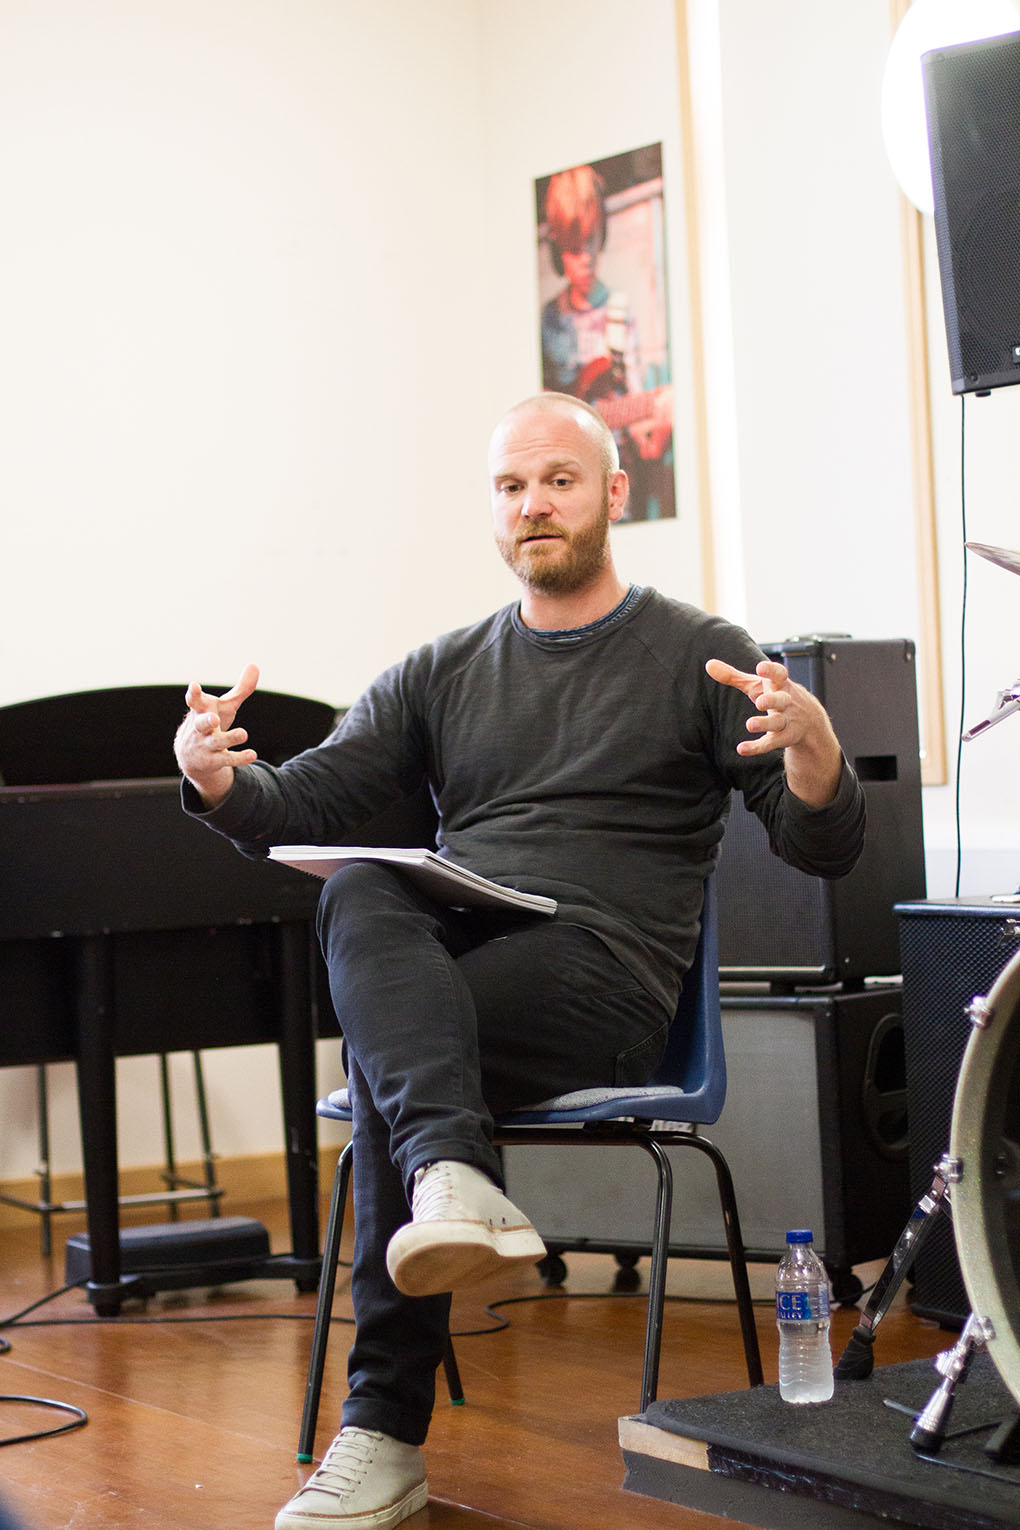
[316, 861, 670, 1446]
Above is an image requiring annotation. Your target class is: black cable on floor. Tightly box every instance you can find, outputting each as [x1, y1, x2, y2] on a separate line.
[0, 1270, 872, 1343]
[0, 1285, 90, 1445]
[0, 1280, 508, 1339]
[0, 1263, 872, 1446]
[0, 1396, 87, 1448]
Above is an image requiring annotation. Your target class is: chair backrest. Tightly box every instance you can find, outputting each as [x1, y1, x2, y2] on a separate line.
[646, 875, 725, 1120]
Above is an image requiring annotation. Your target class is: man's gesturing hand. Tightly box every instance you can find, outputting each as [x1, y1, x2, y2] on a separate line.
[173, 663, 260, 809]
[705, 657, 842, 808]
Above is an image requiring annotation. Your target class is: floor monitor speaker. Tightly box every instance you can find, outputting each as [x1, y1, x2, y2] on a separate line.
[716, 637, 925, 983]
[923, 32, 1020, 396]
[898, 899, 1020, 1327]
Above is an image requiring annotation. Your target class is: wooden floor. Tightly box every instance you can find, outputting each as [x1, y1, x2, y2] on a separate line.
[0, 1188, 951, 1530]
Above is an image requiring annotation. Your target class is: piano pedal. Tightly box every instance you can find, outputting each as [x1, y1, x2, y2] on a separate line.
[64, 1214, 272, 1296]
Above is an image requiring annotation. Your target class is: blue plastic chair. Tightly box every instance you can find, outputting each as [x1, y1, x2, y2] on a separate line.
[295, 876, 762, 1462]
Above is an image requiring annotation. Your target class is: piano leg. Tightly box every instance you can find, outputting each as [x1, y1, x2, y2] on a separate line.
[67, 922, 321, 1309]
[276, 920, 322, 1292]
[74, 934, 143, 1315]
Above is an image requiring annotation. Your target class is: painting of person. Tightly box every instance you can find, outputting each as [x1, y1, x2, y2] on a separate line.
[537, 145, 675, 521]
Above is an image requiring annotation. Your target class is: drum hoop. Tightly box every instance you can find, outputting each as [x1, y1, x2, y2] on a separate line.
[950, 945, 1020, 1407]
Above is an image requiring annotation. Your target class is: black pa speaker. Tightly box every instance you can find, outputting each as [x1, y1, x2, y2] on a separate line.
[898, 899, 1020, 1327]
[922, 31, 1020, 396]
[716, 637, 926, 983]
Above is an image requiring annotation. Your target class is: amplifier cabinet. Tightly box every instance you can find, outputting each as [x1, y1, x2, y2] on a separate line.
[716, 637, 926, 983]
[502, 986, 909, 1297]
[898, 899, 1020, 1326]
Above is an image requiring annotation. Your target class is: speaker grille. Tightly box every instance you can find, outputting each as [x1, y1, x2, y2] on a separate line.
[960, 192, 1020, 344]
[717, 639, 924, 981]
[924, 33, 1020, 393]
[717, 808, 833, 974]
[899, 905, 1020, 1325]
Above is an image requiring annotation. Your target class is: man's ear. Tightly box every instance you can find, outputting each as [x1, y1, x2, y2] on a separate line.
[608, 469, 630, 523]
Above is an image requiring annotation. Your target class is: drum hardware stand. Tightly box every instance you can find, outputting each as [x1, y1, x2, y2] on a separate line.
[833, 1154, 957, 1383]
[905, 1313, 1020, 1464]
[834, 1149, 1020, 1462]
[909, 1311, 992, 1454]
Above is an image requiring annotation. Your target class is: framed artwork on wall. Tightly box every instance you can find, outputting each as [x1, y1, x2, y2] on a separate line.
[535, 143, 676, 524]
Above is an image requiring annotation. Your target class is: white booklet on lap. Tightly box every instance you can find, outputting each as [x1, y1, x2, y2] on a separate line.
[268, 845, 557, 916]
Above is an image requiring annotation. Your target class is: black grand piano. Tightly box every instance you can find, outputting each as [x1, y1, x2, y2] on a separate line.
[0, 684, 342, 1315]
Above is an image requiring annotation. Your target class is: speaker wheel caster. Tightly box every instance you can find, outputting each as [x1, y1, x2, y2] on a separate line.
[829, 1267, 864, 1306]
[613, 1253, 642, 1292]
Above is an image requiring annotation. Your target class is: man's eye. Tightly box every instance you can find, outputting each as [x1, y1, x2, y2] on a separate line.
[552, 476, 572, 488]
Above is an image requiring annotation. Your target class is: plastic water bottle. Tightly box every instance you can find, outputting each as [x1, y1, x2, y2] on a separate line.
[775, 1229, 833, 1403]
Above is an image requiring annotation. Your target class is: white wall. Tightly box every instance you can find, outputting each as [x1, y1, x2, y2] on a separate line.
[690, 0, 1020, 901]
[0, 0, 503, 712]
[3, 0, 1020, 1184]
[711, 0, 920, 646]
[0, 0, 500, 1179]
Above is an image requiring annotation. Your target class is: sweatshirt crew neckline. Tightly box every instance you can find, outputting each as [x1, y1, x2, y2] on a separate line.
[512, 584, 647, 648]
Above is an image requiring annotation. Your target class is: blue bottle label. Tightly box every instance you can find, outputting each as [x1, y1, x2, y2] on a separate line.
[777, 1289, 830, 1321]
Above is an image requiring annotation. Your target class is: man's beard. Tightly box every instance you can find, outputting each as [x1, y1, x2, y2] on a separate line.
[496, 490, 612, 596]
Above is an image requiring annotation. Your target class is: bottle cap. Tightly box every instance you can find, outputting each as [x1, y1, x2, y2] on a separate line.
[786, 1229, 813, 1243]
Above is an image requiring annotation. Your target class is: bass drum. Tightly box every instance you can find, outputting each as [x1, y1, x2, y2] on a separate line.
[950, 944, 1020, 1405]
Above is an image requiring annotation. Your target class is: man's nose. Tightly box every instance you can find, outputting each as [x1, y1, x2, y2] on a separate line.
[521, 488, 552, 518]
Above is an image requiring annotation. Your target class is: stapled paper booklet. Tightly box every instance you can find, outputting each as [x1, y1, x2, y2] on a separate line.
[268, 845, 557, 916]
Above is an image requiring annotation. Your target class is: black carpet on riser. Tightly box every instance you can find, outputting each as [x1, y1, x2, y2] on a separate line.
[626, 1352, 1020, 1530]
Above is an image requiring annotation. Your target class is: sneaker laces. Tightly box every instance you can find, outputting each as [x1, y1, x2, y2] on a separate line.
[302, 1429, 381, 1501]
[411, 1162, 463, 1222]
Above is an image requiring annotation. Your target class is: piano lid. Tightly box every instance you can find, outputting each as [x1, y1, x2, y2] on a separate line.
[0, 684, 338, 787]
[0, 779, 328, 937]
[0, 685, 340, 937]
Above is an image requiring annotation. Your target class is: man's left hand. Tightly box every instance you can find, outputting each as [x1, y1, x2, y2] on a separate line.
[706, 657, 843, 808]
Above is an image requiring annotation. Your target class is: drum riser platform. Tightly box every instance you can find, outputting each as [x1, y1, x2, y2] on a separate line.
[620, 1354, 1020, 1530]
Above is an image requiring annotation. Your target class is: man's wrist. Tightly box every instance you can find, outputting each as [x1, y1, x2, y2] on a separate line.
[783, 739, 843, 809]
[184, 775, 234, 813]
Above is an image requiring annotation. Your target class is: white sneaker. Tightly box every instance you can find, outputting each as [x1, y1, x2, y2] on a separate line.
[386, 1159, 546, 1297]
[275, 1427, 427, 1530]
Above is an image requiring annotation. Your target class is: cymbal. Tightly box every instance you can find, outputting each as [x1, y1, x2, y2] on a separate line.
[966, 541, 1020, 576]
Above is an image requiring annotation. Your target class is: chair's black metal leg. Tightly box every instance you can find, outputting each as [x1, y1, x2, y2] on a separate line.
[297, 1141, 353, 1462]
[441, 1334, 465, 1405]
[636, 1137, 674, 1412]
[695, 1135, 763, 1387]
[634, 1131, 763, 1402]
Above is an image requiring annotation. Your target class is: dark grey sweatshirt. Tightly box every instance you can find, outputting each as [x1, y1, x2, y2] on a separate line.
[185, 589, 865, 1012]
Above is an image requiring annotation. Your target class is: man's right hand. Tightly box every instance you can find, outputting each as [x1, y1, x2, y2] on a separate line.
[173, 663, 261, 809]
